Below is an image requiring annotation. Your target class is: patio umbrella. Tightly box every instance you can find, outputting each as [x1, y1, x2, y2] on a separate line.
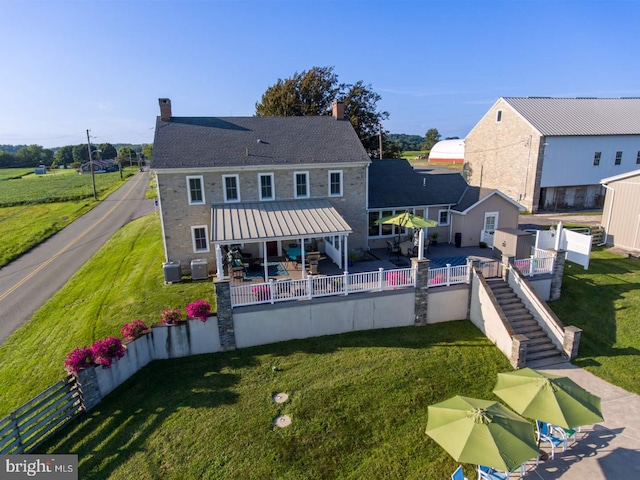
[425, 395, 539, 473]
[375, 212, 438, 257]
[493, 368, 604, 430]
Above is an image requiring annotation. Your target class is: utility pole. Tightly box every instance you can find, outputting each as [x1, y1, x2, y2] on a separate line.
[378, 123, 383, 159]
[86, 129, 97, 200]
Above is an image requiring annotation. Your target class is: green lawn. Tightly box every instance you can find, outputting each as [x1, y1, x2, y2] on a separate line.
[43, 322, 509, 480]
[549, 248, 640, 394]
[0, 168, 34, 180]
[0, 214, 215, 415]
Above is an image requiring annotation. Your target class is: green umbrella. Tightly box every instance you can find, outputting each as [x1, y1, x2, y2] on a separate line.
[375, 211, 438, 247]
[425, 395, 539, 472]
[493, 368, 604, 429]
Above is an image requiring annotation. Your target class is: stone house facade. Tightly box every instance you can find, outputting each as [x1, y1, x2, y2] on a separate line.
[464, 97, 640, 213]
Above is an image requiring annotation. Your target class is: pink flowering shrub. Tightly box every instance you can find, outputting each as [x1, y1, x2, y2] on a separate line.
[120, 319, 149, 341]
[91, 337, 126, 368]
[186, 299, 212, 322]
[252, 285, 271, 301]
[429, 273, 446, 285]
[385, 271, 408, 286]
[161, 308, 184, 325]
[64, 346, 94, 375]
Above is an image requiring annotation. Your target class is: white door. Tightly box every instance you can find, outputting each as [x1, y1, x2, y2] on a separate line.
[481, 212, 499, 248]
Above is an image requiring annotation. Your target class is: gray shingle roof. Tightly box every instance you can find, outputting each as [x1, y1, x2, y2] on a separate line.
[368, 159, 468, 209]
[503, 97, 640, 136]
[152, 116, 370, 169]
[451, 186, 499, 212]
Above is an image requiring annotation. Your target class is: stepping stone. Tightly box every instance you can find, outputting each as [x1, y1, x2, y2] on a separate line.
[273, 415, 291, 428]
[272, 392, 288, 403]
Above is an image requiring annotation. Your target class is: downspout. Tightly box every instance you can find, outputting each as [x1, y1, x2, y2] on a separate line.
[599, 184, 615, 246]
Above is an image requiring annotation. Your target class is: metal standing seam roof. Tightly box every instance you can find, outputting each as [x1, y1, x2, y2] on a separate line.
[503, 97, 640, 136]
[211, 199, 352, 243]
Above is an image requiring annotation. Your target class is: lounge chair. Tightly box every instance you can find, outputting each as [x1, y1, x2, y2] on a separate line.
[477, 463, 527, 480]
[451, 465, 468, 480]
[536, 420, 567, 460]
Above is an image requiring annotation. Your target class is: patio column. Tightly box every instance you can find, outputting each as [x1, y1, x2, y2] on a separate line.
[418, 229, 425, 260]
[343, 235, 349, 273]
[263, 241, 269, 281]
[215, 244, 224, 280]
[412, 257, 430, 326]
[300, 237, 306, 278]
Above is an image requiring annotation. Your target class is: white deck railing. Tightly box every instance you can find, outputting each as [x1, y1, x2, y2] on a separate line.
[230, 264, 471, 307]
[514, 254, 554, 277]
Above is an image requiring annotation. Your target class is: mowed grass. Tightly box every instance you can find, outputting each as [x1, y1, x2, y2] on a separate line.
[0, 171, 135, 266]
[42, 321, 510, 480]
[0, 214, 216, 415]
[549, 248, 640, 394]
[0, 168, 33, 180]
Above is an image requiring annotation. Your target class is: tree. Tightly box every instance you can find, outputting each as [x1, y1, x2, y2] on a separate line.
[54, 145, 74, 167]
[118, 146, 134, 167]
[98, 143, 118, 160]
[421, 128, 441, 151]
[255, 66, 393, 158]
[0, 150, 16, 168]
[15, 144, 52, 166]
[141, 143, 153, 162]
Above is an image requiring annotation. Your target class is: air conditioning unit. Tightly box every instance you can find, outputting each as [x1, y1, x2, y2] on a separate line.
[191, 259, 209, 281]
[163, 261, 181, 284]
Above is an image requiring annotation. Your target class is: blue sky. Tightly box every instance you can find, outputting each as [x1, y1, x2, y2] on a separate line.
[1, 0, 638, 148]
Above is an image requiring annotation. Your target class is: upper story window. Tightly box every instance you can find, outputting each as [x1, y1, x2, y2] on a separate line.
[294, 171, 309, 198]
[496, 110, 503, 122]
[259, 173, 274, 201]
[328, 170, 343, 197]
[191, 225, 209, 253]
[615, 151, 623, 165]
[223, 174, 240, 202]
[438, 209, 449, 226]
[187, 176, 205, 205]
[636, 151, 640, 165]
[593, 152, 601, 166]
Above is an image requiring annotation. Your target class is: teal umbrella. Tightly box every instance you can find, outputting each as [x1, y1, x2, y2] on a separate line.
[493, 368, 604, 429]
[425, 395, 539, 472]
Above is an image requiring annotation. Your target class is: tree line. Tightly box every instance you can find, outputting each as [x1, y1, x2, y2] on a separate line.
[0, 143, 152, 169]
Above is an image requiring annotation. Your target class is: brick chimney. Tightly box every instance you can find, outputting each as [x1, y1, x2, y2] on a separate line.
[159, 98, 172, 121]
[332, 101, 345, 120]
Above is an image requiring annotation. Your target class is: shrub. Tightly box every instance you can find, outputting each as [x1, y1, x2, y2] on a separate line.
[186, 299, 212, 322]
[121, 319, 149, 341]
[385, 271, 408, 286]
[252, 285, 271, 301]
[64, 346, 94, 375]
[91, 337, 126, 368]
[161, 308, 184, 325]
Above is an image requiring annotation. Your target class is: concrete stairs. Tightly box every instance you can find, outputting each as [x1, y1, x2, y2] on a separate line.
[486, 278, 565, 367]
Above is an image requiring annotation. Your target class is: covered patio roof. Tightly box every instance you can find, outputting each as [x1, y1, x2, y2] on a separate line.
[211, 199, 352, 244]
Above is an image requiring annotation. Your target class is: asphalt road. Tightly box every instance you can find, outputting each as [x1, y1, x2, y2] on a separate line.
[0, 170, 155, 344]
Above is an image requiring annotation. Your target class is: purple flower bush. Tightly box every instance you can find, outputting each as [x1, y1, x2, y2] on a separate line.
[91, 337, 126, 368]
[64, 346, 94, 375]
[161, 308, 184, 325]
[120, 319, 150, 341]
[186, 299, 212, 322]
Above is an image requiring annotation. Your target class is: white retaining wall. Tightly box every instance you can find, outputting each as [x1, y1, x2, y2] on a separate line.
[426, 285, 469, 324]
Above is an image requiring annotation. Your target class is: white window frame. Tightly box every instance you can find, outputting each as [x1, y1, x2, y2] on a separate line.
[438, 209, 450, 226]
[259, 173, 275, 201]
[328, 170, 343, 197]
[191, 225, 210, 253]
[484, 211, 499, 232]
[294, 171, 309, 199]
[222, 174, 240, 203]
[496, 110, 503, 122]
[186, 175, 205, 205]
[593, 152, 601, 166]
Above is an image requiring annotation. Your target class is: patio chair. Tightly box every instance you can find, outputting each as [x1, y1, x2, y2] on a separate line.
[477, 463, 526, 480]
[536, 420, 567, 460]
[451, 465, 468, 480]
[386, 240, 400, 256]
[549, 423, 577, 447]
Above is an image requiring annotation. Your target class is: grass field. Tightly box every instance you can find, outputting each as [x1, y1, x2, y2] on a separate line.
[42, 322, 509, 480]
[0, 171, 135, 266]
[0, 168, 33, 180]
[0, 214, 215, 416]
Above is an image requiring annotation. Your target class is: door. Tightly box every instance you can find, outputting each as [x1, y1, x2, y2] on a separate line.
[266, 241, 278, 257]
[481, 212, 499, 248]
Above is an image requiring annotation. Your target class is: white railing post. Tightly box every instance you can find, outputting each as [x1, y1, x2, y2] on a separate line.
[269, 279, 275, 304]
[529, 255, 535, 277]
[343, 271, 349, 295]
[307, 275, 313, 299]
[413, 265, 417, 287]
[446, 264, 451, 286]
[378, 267, 384, 291]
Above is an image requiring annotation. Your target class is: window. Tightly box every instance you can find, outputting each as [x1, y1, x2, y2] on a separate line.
[186, 176, 205, 205]
[223, 174, 240, 202]
[496, 110, 503, 122]
[328, 170, 343, 197]
[484, 212, 499, 232]
[259, 173, 274, 200]
[615, 151, 623, 165]
[368, 211, 380, 236]
[191, 226, 209, 253]
[294, 171, 309, 198]
[438, 209, 449, 226]
[637, 151, 640, 165]
[593, 152, 601, 166]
